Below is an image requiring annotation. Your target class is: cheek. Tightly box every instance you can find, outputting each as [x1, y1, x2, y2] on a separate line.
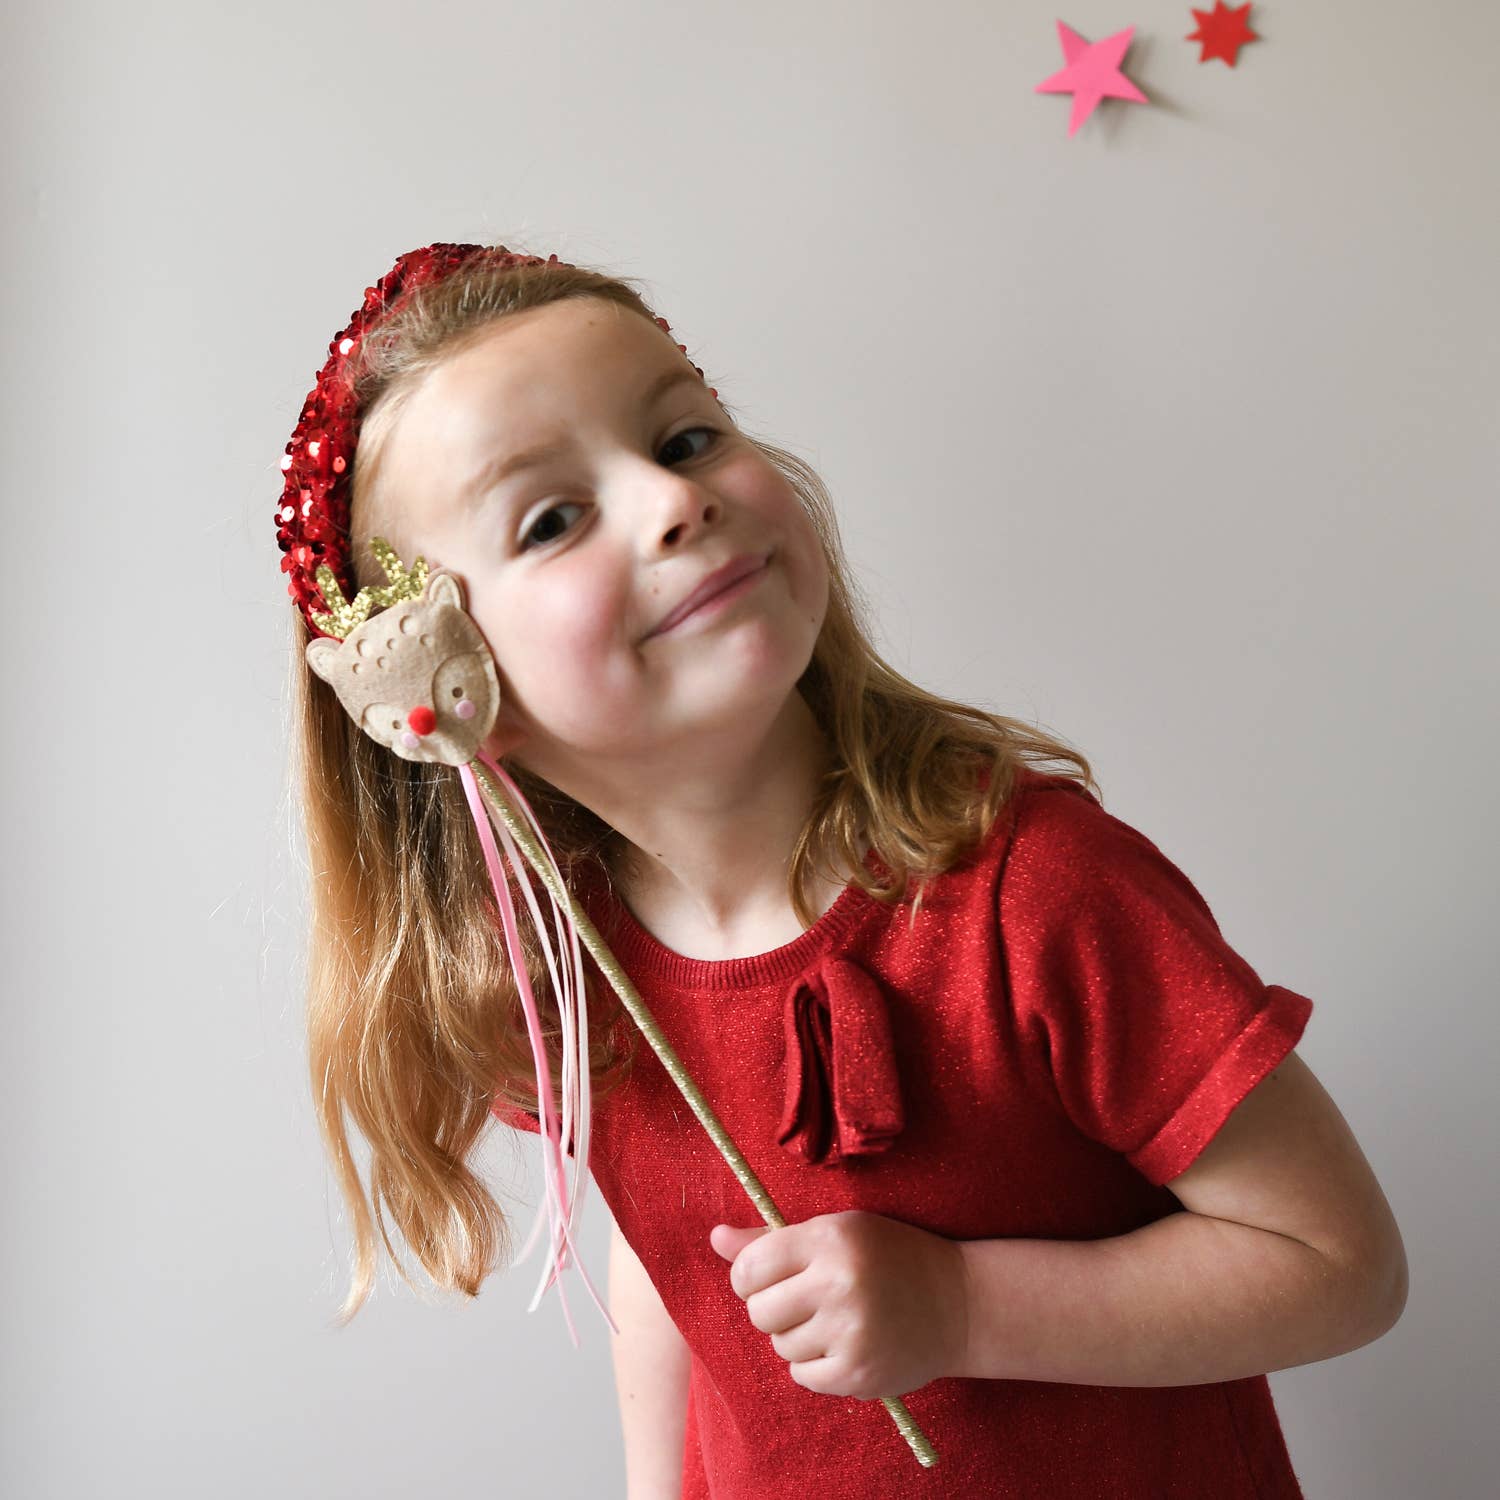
[529, 574, 622, 655]
[753, 472, 821, 568]
[772, 507, 828, 609]
[475, 578, 629, 694]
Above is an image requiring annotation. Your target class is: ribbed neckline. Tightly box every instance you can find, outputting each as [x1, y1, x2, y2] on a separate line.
[579, 764, 1056, 991]
[588, 840, 892, 990]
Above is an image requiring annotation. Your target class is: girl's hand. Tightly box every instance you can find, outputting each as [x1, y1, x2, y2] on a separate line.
[708, 1209, 970, 1399]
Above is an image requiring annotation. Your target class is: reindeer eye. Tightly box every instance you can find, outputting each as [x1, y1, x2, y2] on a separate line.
[391, 719, 400, 730]
[451, 686, 463, 698]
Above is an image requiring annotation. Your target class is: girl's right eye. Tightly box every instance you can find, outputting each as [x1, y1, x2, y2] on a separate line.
[517, 500, 585, 552]
[515, 427, 719, 552]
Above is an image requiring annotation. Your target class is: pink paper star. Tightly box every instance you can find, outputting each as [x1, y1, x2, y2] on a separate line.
[1035, 21, 1150, 138]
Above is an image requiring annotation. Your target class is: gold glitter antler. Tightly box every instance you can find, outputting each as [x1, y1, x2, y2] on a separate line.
[365, 537, 430, 607]
[309, 566, 372, 639]
[309, 536, 431, 639]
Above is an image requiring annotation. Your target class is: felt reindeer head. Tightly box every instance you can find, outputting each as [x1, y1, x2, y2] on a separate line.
[303, 537, 500, 767]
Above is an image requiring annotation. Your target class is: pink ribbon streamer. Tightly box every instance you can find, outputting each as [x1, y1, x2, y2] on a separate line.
[458, 749, 617, 1343]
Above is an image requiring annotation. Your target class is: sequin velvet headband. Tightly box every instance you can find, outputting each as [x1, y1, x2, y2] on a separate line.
[275, 243, 937, 1468]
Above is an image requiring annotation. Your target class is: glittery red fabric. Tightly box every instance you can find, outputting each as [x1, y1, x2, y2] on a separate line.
[494, 767, 1311, 1497]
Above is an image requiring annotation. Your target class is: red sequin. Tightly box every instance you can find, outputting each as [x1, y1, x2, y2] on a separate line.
[274, 244, 558, 637]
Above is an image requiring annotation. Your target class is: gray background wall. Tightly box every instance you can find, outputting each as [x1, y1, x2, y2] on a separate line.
[4, 1, 1494, 1494]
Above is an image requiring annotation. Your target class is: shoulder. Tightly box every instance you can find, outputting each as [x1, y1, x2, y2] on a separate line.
[1000, 767, 1120, 878]
[999, 770, 1211, 924]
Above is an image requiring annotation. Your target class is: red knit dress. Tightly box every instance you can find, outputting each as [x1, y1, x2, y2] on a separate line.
[494, 767, 1312, 1497]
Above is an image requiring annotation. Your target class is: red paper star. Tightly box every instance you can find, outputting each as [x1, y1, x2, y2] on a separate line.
[1186, 2, 1260, 66]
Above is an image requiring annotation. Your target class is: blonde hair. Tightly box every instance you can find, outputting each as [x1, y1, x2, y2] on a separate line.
[291, 244, 1100, 1324]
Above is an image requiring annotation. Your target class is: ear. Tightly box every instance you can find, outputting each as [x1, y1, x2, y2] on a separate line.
[427, 571, 462, 610]
[305, 637, 343, 683]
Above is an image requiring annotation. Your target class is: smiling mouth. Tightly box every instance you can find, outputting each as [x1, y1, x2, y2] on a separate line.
[646, 553, 772, 639]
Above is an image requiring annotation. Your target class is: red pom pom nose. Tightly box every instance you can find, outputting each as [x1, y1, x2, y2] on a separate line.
[407, 705, 437, 736]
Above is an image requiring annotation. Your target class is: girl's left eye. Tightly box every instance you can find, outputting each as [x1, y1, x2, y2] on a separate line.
[658, 426, 716, 465]
[515, 427, 719, 552]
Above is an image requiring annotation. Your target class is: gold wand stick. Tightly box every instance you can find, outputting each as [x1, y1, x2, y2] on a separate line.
[474, 760, 940, 1469]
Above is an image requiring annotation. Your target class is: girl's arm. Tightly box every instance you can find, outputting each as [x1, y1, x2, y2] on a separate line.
[955, 1050, 1408, 1385]
[609, 1216, 692, 1500]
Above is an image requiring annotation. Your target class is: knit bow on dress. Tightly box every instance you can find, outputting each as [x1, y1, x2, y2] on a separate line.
[776, 954, 905, 1165]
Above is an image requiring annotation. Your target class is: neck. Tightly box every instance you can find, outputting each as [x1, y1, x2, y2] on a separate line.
[601, 694, 859, 943]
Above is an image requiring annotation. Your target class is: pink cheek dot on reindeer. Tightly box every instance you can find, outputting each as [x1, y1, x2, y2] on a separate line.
[400, 731, 420, 750]
[455, 698, 476, 720]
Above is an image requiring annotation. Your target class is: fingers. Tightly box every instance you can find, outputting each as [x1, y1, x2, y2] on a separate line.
[743, 1278, 814, 1337]
[768, 1315, 826, 1365]
[787, 1352, 878, 1400]
[725, 1226, 804, 1300]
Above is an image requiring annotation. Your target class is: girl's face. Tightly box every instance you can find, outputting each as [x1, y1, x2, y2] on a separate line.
[369, 296, 829, 800]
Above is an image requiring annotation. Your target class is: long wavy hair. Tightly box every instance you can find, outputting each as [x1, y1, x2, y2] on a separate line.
[289, 244, 1100, 1324]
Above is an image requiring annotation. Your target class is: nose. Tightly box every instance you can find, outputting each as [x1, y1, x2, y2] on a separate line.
[407, 705, 437, 736]
[578, 443, 722, 555]
[652, 482, 722, 550]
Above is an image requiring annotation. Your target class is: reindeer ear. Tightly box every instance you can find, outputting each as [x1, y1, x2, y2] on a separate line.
[305, 637, 344, 683]
[427, 571, 463, 610]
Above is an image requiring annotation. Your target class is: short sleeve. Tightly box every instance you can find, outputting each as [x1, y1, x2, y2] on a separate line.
[491, 1098, 542, 1134]
[997, 783, 1314, 1186]
[489, 1098, 575, 1159]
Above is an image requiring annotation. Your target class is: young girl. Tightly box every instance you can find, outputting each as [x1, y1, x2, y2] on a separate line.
[278, 242, 1407, 1499]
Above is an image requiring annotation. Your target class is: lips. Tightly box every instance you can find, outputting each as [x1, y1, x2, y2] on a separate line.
[648, 550, 770, 637]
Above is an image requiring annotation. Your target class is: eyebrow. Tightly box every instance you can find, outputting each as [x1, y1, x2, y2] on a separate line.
[460, 366, 706, 506]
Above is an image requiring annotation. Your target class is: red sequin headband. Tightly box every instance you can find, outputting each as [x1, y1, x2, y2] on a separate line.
[273, 240, 717, 639]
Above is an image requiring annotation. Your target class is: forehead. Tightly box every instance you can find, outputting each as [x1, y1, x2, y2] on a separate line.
[415, 297, 685, 444]
[376, 297, 699, 529]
